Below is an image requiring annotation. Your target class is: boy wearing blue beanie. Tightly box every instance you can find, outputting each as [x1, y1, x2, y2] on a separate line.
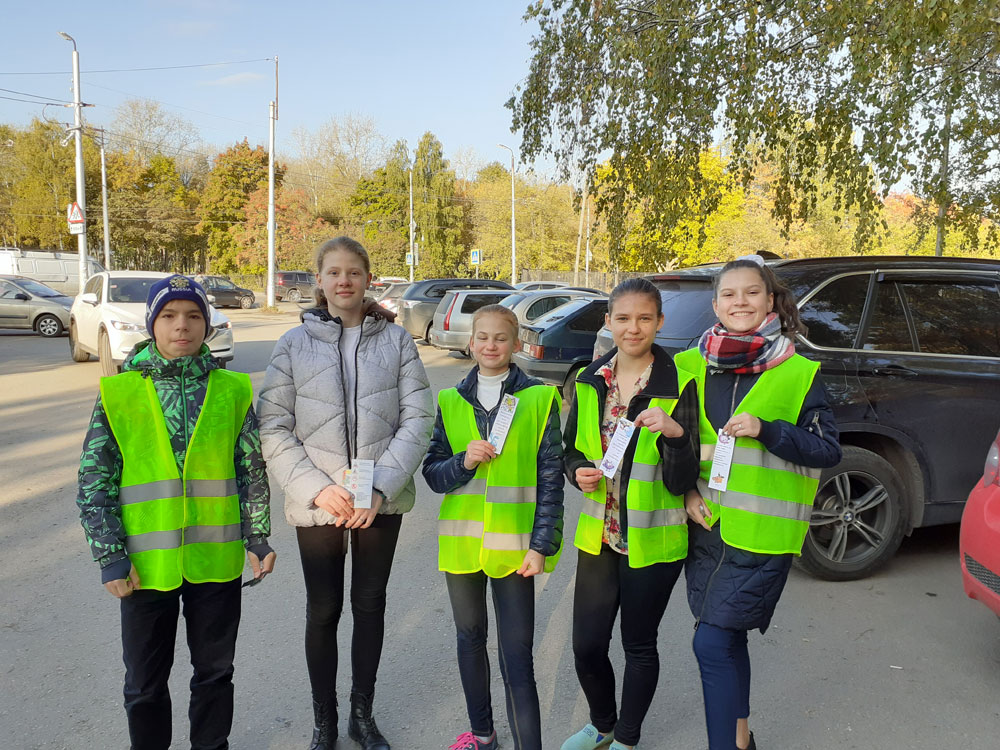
[77, 274, 275, 750]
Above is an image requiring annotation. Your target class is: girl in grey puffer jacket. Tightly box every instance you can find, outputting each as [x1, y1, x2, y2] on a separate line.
[258, 237, 433, 750]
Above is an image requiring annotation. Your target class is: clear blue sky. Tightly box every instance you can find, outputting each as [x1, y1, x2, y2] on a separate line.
[1, 1, 543, 172]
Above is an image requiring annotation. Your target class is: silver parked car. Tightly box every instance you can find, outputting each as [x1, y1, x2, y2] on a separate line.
[499, 288, 606, 325]
[429, 289, 514, 354]
[0, 275, 73, 337]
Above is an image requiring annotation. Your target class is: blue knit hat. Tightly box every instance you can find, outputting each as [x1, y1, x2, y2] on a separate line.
[145, 274, 212, 338]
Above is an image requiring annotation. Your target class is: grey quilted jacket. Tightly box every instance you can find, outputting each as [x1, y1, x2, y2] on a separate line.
[258, 306, 433, 526]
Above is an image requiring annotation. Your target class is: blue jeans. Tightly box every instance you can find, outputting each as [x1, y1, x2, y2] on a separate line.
[445, 571, 540, 750]
[692, 623, 751, 750]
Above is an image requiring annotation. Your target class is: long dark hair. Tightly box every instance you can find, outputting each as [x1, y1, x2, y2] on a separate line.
[608, 277, 662, 316]
[713, 259, 804, 337]
[313, 236, 371, 309]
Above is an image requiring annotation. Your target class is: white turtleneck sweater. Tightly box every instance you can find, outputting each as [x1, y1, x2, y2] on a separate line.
[477, 369, 510, 411]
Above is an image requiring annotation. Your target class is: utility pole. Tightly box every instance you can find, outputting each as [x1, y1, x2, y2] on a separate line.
[267, 56, 279, 306]
[97, 129, 110, 269]
[59, 31, 87, 291]
[408, 168, 414, 283]
[585, 201, 591, 288]
[498, 144, 517, 284]
[574, 190, 586, 287]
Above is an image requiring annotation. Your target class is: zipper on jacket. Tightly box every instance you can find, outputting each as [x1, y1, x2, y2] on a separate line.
[694, 537, 727, 630]
[337, 322, 353, 468]
[810, 410, 823, 439]
[352, 321, 362, 462]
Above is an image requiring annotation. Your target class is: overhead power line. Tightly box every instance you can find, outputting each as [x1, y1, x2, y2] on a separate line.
[0, 57, 273, 76]
[0, 87, 72, 103]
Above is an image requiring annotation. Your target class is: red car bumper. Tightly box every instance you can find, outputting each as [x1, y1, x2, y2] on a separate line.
[960, 479, 1000, 616]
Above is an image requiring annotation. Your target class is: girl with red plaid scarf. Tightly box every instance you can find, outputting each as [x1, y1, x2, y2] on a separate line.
[676, 256, 841, 750]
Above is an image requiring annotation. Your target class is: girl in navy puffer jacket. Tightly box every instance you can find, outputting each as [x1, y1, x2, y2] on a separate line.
[678, 257, 841, 750]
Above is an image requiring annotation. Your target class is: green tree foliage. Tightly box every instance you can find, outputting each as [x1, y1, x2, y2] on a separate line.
[100, 153, 204, 271]
[0, 119, 100, 250]
[509, 0, 1000, 256]
[347, 139, 411, 277]
[412, 132, 464, 277]
[198, 139, 283, 273]
[232, 185, 331, 273]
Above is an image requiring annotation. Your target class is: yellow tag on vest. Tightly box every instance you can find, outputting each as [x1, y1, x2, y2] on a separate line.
[708, 429, 735, 491]
[487, 394, 519, 454]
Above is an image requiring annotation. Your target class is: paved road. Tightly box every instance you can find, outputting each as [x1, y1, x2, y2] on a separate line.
[0, 309, 997, 749]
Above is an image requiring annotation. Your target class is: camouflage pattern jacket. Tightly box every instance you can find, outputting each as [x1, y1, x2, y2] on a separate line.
[77, 340, 270, 583]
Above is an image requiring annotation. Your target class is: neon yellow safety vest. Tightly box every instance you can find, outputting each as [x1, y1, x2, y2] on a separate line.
[100, 369, 252, 591]
[573, 369, 692, 568]
[674, 347, 822, 555]
[438, 385, 561, 577]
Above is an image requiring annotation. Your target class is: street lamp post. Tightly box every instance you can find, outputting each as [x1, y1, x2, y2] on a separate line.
[59, 31, 88, 291]
[498, 144, 516, 285]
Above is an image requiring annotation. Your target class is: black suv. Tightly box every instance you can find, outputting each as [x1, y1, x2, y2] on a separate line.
[195, 275, 255, 309]
[275, 271, 316, 303]
[397, 278, 514, 342]
[594, 256, 1000, 580]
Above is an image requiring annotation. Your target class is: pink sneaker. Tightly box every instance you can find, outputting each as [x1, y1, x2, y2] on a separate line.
[449, 731, 499, 750]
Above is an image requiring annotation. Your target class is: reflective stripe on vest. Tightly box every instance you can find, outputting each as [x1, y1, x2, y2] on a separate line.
[674, 347, 821, 555]
[437, 384, 561, 577]
[572, 368, 692, 568]
[100, 369, 252, 591]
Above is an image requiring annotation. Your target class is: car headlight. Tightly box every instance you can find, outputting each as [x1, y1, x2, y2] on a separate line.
[110, 320, 146, 333]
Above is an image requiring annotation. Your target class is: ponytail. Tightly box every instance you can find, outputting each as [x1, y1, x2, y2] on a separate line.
[713, 259, 804, 337]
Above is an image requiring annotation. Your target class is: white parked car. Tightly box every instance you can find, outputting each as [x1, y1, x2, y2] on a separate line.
[69, 271, 235, 377]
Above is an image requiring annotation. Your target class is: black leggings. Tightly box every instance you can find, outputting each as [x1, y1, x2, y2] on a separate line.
[296, 513, 402, 701]
[572, 545, 683, 746]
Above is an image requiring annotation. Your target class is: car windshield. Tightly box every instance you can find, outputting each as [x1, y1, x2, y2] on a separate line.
[108, 278, 162, 304]
[500, 294, 527, 308]
[215, 279, 235, 289]
[657, 282, 717, 338]
[12, 278, 64, 298]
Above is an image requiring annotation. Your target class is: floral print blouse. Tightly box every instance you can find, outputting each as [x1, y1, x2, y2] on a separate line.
[597, 354, 652, 555]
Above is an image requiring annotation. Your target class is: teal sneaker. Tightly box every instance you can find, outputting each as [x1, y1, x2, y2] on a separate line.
[609, 743, 637, 750]
[561, 724, 614, 750]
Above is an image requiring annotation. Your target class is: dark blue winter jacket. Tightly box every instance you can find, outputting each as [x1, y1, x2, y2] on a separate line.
[686, 365, 842, 632]
[422, 363, 565, 558]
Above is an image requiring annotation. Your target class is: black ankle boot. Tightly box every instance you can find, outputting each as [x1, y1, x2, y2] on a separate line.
[347, 692, 389, 750]
[307, 697, 338, 750]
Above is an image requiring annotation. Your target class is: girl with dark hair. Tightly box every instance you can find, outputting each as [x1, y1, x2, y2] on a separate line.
[258, 237, 434, 750]
[675, 255, 842, 750]
[561, 277, 701, 750]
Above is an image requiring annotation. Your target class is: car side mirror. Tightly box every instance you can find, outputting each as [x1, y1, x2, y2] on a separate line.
[14, 292, 30, 301]
[81, 292, 98, 305]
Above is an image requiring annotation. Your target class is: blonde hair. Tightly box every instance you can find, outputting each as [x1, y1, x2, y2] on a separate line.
[313, 236, 371, 308]
[471, 304, 519, 338]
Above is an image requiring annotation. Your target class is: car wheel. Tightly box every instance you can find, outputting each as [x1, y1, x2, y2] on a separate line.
[286, 288, 302, 303]
[69, 322, 90, 362]
[98, 329, 119, 378]
[239, 295, 253, 309]
[562, 364, 585, 409]
[424, 323, 433, 346]
[797, 445, 909, 581]
[35, 313, 64, 338]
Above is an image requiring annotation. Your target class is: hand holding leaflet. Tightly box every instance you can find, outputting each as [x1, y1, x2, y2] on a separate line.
[600, 418, 636, 479]
[487, 394, 519, 454]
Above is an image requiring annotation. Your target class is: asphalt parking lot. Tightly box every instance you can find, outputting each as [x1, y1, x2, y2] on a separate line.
[0, 307, 997, 749]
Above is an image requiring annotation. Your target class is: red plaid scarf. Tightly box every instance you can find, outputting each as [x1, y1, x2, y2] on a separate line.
[698, 313, 795, 374]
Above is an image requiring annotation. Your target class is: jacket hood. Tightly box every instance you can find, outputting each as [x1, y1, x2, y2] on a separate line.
[122, 339, 218, 380]
[299, 297, 396, 324]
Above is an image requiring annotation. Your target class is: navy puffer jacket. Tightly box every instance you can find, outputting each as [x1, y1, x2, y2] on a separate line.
[422, 363, 565, 557]
[686, 366, 842, 632]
